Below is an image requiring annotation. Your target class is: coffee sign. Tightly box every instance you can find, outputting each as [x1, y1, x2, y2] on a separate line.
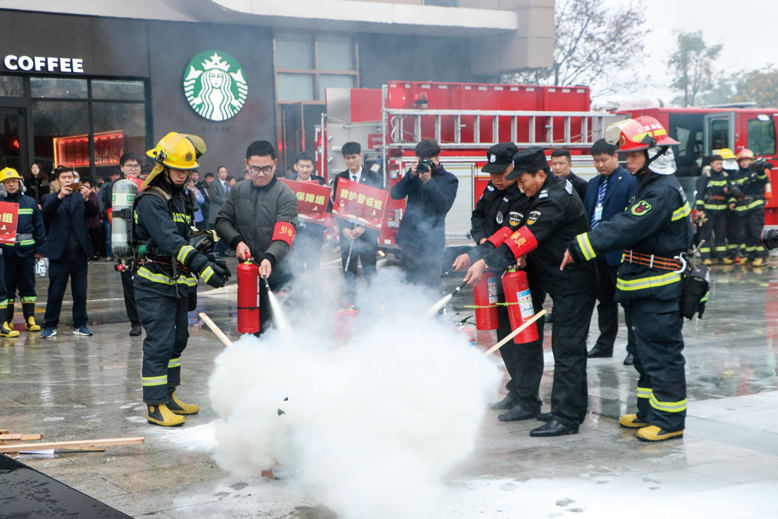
[183, 50, 247, 122]
[3, 55, 84, 73]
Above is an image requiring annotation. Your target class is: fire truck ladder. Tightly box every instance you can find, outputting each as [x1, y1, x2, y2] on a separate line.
[383, 108, 616, 150]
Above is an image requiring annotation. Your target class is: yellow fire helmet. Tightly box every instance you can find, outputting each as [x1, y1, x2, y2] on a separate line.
[0, 167, 23, 184]
[714, 148, 736, 160]
[143, 132, 206, 189]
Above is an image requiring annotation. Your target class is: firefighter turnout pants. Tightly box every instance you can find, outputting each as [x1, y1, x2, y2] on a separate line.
[698, 211, 728, 260]
[134, 277, 190, 404]
[496, 287, 546, 411]
[625, 297, 686, 432]
[726, 210, 743, 259]
[742, 206, 767, 260]
[3, 253, 38, 320]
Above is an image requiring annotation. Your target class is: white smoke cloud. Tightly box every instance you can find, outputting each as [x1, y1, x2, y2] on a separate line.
[208, 268, 501, 518]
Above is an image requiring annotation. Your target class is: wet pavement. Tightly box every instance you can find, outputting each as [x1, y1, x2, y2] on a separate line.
[2, 259, 778, 518]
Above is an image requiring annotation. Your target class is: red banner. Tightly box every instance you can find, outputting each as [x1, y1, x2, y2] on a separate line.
[0, 201, 19, 245]
[127, 174, 144, 190]
[281, 179, 331, 224]
[333, 178, 389, 231]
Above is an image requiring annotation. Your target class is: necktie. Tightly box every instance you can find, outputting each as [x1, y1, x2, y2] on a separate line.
[591, 175, 609, 229]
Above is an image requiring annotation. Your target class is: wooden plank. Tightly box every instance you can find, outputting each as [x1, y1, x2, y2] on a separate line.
[0, 437, 144, 453]
[0, 434, 43, 442]
[0, 429, 9, 434]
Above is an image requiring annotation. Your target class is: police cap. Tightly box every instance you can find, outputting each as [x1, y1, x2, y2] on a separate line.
[506, 147, 548, 180]
[482, 142, 518, 174]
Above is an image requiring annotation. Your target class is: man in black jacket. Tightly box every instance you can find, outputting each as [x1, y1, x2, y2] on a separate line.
[550, 149, 587, 200]
[40, 166, 99, 338]
[465, 147, 597, 437]
[391, 139, 458, 291]
[331, 141, 382, 305]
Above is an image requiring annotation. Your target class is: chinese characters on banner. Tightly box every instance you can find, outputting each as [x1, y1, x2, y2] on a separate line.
[333, 178, 389, 231]
[280, 179, 331, 224]
[0, 201, 19, 245]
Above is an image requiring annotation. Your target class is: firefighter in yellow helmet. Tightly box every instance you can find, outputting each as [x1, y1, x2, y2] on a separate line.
[0, 167, 46, 337]
[716, 148, 742, 264]
[134, 132, 229, 426]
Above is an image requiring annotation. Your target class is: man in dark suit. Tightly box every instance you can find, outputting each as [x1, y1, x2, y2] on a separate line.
[331, 141, 382, 305]
[583, 139, 638, 364]
[39, 166, 99, 338]
[550, 149, 588, 200]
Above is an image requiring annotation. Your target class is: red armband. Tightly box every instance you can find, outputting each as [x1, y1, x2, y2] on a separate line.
[486, 226, 513, 248]
[272, 222, 296, 246]
[504, 226, 538, 259]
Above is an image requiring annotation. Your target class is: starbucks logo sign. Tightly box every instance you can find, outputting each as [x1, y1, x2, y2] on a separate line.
[183, 50, 247, 121]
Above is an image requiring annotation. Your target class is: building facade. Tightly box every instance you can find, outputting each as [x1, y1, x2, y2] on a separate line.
[0, 1, 553, 178]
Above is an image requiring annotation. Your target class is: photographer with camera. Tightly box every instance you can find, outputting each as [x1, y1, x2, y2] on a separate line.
[391, 139, 458, 290]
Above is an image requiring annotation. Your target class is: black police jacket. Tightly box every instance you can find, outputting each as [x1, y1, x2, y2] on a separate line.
[468, 182, 529, 262]
[486, 174, 596, 296]
[569, 172, 692, 302]
[391, 165, 458, 254]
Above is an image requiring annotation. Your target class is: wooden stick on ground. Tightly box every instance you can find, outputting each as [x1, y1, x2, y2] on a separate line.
[482, 309, 547, 356]
[0, 436, 144, 454]
[199, 312, 233, 347]
[0, 434, 43, 442]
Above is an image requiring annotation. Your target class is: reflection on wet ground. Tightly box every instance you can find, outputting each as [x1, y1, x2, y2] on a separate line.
[2, 261, 777, 517]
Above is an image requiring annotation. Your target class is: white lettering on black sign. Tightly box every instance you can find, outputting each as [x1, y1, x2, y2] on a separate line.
[3, 55, 84, 73]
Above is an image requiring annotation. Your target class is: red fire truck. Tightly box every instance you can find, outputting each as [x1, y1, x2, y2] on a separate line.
[314, 81, 778, 247]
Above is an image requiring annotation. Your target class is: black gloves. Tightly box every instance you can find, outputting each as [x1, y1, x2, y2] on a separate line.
[190, 253, 231, 288]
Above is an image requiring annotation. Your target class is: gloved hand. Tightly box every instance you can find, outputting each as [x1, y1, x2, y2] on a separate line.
[190, 253, 231, 288]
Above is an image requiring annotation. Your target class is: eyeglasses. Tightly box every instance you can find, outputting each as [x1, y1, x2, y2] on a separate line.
[124, 163, 141, 169]
[248, 164, 274, 175]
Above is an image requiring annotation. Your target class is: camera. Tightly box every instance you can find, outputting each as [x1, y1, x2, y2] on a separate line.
[70, 181, 82, 191]
[416, 158, 436, 174]
[761, 228, 778, 250]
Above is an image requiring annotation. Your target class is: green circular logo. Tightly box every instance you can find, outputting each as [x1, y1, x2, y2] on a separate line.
[183, 50, 247, 121]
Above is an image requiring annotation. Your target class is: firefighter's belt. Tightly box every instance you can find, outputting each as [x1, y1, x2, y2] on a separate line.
[706, 195, 726, 201]
[623, 250, 682, 271]
[141, 257, 192, 275]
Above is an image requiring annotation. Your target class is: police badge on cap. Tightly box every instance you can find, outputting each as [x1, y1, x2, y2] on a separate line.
[482, 142, 519, 174]
[506, 147, 549, 180]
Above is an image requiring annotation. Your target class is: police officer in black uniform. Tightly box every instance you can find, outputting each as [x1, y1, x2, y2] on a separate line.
[134, 132, 229, 427]
[563, 116, 693, 442]
[465, 147, 597, 437]
[451, 143, 538, 421]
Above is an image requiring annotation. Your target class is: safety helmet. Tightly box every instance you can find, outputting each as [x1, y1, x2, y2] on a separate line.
[0, 167, 23, 184]
[714, 148, 736, 160]
[143, 132, 206, 189]
[605, 116, 679, 152]
[736, 148, 755, 161]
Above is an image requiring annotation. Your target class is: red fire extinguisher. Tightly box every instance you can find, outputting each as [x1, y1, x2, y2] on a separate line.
[473, 270, 499, 330]
[237, 259, 260, 334]
[502, 268, 539, 344]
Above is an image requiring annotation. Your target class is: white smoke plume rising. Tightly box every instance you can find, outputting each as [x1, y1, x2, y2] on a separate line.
[208, 269, 501, 518]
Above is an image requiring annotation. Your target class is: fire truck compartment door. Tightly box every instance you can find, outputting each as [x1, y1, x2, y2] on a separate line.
[444, 162, 476, 245]
[703, 112, 736, 156]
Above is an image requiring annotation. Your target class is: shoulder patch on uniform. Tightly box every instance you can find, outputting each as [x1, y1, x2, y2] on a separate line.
[508, 211, 523, 227]
[538, 189, 548, 199]
[565, 180, 573, 195]
[527, 210, 541, 225]
[486, 185, 495, 192]
[630, 200, 653, 216]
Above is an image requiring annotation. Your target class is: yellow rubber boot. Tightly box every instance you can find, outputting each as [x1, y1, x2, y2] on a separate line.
[722, 257, 735, 265]
[168, 391, 200, 415]
[619, 414, 648, 429]
[147, 404, 186, 426]
[751, 257, 764, 267]
[636, 425, 683, 442]
[703, 259, 713, 266]
[0, 321, 20, 338]
[737, 256, 749, 265]
[25, 316, 41, 332]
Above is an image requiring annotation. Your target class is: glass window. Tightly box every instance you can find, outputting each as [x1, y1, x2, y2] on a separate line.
[318, 35, 354, 71]
[92, 103, 147, 169]
[318, 74, 355, 100]
[30, 77, 87, 98]
[0, 75, 23, 97]
[277, 73, 315, 101]
[32, 101, 90, 169]
[709, 118, 730, 151]
[91, 79, 145, 101]
[275, 32, 314, 70]
[747, 118, 776, 156]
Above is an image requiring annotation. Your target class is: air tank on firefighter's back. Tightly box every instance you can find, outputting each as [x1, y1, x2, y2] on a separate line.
[111, 179, 139, 259]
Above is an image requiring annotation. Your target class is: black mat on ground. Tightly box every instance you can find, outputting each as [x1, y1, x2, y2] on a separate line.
[0, 454, 131, 518]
